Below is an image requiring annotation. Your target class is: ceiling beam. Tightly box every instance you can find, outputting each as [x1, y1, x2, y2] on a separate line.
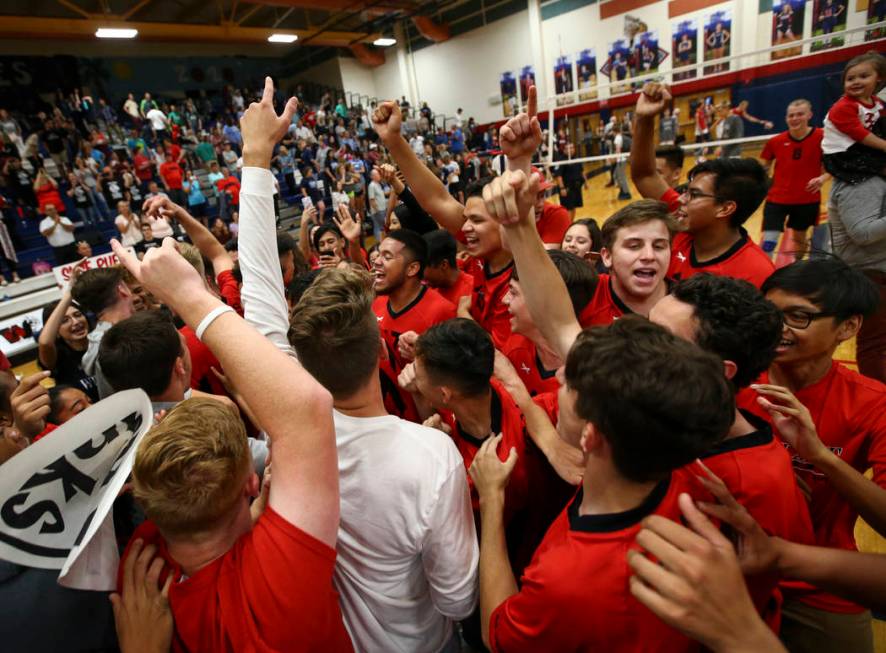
[122, 0, 153, 20]
[55, 0, 91, 19]
[235, 3, 265, 25]
[0, 16, 382, 47]
[247, 0, 415, 10]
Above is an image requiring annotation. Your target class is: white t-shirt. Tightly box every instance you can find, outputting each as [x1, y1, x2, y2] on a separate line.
[332, 410, 478, 653]
[146, 108, 167, 131]
[123, 99, 139, 119]
[368, 180, 386, 214]
[39, 216, 75, 247]
[115, 213, 144, 247]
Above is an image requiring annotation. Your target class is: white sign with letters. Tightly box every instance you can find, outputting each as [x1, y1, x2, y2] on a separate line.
[0, 389, 152, 590]
[51, 248, 135, 287]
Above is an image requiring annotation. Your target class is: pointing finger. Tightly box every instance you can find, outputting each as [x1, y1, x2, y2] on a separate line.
[111, 239, 141, 280]
[261, 76, 274, 105]
[527, 85, 537, 119]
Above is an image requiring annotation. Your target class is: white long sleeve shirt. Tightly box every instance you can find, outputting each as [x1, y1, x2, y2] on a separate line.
[238, 167, 479, 653]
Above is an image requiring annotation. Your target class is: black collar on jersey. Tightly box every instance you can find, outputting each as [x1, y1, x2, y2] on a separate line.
[700, 410, 774, 457]
[788, 127, 816, 143]
[534, 345, 558, 380]
[484, 259, 514, 280]
[568, 474, 671, 533]
[609, 276, 633, 315]
[457, 384, 503, 447]
[690, 227, 750, 268]
[387, 284, 427, 319]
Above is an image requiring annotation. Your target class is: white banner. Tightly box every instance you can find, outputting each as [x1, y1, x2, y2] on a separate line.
[0, 389, 152, 590]
[52, 248, 135, 287]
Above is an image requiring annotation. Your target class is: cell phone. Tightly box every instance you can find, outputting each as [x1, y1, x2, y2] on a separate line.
[302, 196, 314, 209]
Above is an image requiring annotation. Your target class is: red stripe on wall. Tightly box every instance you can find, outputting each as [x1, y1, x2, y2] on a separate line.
[599, 0, 659, 20]
[668, 0, 727, 18]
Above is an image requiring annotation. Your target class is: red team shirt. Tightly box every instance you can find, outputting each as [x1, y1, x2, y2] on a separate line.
[372, 286, 455, 372]
[668, 230, 775, 289]
[121, 509, 353, 652]
[537, 202, 572, 245]
[462, 256, 515, 349]
[760, 128, 825, 205]
[488, 469, 706, 653]
[502, 333, 561, 397]
[578, 273, 633, 327]
[434, 269, 474, 306]
[698, 412, 815, 624]
[738, 363, 886, 613]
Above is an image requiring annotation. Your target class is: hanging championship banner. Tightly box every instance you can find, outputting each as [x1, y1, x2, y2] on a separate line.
[554, 55, 574, 106]
[772, 0, 806, 60]
[0, 389, 153, 590]
[519, 66, 536, 109]
[811, 0, 848, 51]
[866, 0, 885, 40]
[703, 10, 732, 75]
[601, 39, 632, 95]
[672, 19, 699, 82]
[500, 71, 518, 118]
[576, 49, 597, 101]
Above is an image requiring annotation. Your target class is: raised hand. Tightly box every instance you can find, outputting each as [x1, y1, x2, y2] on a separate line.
[142, 194, 186, 222]
[371, 101, 403, 143]
[635, 81, 672, 119]
[240, 76, 299, 168]
[376, 163, 397, 184]
[481, 169, 540, 228]
[333, 204, 362, 243]
[499, 85, 542, 166]
[422, 413, 451, 435]
[398, 362, 419, 394]
[397, 330, 419, 363]
[11, 371, 51, 439]
[468, 434, 518, 500]
[752, 383, 828, 464]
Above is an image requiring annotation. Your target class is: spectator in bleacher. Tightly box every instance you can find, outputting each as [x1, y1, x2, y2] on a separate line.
[65, 172, 100, 226]
[222, 118, 242, 153]
[183, 171, 208, 224]
[132, 145, 154, 191]
[221, 141, 239, 170]
[158, 156, 186, 207]
[32, 168, 63, 214]
[3, 158, 35, 208]
[139, 92, 157, 118]
[216, 167, 241, 220]
[194, 132, 216, 169]
[210, 217, 232, 246]
[38, 203, 77, 264]
[135, 223, 163, 258]
[145, 105, 168, 144]
[114, 200, 143, 248]
[123, 94, 141, 127]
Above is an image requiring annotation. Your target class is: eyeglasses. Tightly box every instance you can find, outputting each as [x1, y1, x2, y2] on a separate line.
[681, 188, 720, 202]
[782, 309, 837, 329]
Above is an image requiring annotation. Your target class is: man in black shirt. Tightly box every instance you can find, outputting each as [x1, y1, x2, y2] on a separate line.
[134, 223, 162, 258]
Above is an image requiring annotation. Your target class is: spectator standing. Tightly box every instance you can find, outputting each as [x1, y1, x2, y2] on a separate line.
[367, 168, 387, 241]
[114, 200, 143, 248]
[145, 105, 168, 143]
[183, 172, 208, 224]
[39, 204, 77, 264]
[158, 157, 186, 206]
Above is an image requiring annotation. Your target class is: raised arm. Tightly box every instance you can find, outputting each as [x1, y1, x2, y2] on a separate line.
[630, 82, 673, 201]
[237, 82, 299, 357]
[482, 171, 581, 359]
[499, 85, 542, 176]
[38, 265, 84, 370]
[372, 101, 465, 235]
[143, 195, 233, 275]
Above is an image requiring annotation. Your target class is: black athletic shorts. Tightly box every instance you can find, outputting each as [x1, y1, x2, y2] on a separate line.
[762, 201, 820, 232]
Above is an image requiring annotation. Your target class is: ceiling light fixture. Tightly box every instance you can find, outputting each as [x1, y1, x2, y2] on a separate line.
[373, 37, 397, 46]
[268, 33, 298, 43]
[95, 28, 138, 39]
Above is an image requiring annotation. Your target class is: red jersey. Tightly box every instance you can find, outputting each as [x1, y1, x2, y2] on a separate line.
[159, 161, 184, 190]
[372, 285, 455, 372]
[503, 333, 560, 397]
[434, 270, 474, 306]
[823, 95, 886, 154]
[738, 363, 886, 613]
[121, 510, 353, 652]
[668, 230, 774, 288]
[180, 326, 227, 396]
[660, 187, 681, 214]
[489, 469, 704, 653]
[761, 128, 824, 205]
[216, 269, 243, 316]
[698, 411, 814, 624]
[538, 202, 572, 245]
[440, 379, 529, 519]
[217, 176, 241, 205]
[378, 357, 421, 423]
[133, 153, 153, 181]
[578, 273, 632, 327]
[463, 256, 514, 349]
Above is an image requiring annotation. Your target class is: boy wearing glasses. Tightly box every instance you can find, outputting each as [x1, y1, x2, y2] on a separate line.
[630, 82, 774, 288]
[740, 258, 885, 652]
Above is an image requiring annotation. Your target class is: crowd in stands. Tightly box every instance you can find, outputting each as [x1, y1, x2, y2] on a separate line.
[0, 48, 885, 653]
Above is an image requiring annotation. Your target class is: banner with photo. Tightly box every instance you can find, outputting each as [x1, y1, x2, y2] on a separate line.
[703, 10, 732, 75]
[577, 49, 597, 101]
[772, 0, 806, 60]
[0, 390, 152, 590]
[0, 308, 42, 358]
[500, 71, 518, 118]
[600, 39, 632, 94]
[811, 0, 848, 50]
[633, 31, 667, 76]
[866, 0, 885, 40]
[672, 19, 699, 81]
[554, 55, 574, 106]
[519, 66, 536, 108]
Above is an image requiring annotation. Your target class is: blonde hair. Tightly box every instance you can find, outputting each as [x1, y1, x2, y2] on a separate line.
[132, 398, 251, 540]
[178, 242, 206, 278]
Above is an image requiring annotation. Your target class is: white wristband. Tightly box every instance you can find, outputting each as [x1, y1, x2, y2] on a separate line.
[195, 305, 235, 341]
